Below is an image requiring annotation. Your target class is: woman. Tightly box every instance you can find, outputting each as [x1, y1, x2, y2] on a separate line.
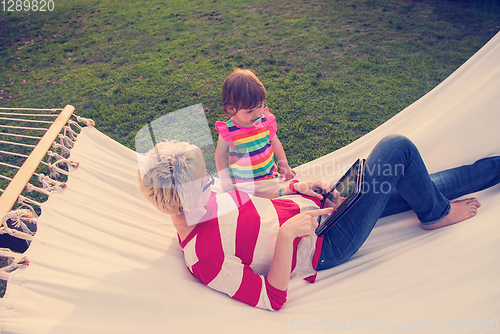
[138, 135, 500, 311]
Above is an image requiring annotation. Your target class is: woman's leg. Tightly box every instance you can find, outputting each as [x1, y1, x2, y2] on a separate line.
[316, 134, 494, 270]
[381, 156, 500, 218]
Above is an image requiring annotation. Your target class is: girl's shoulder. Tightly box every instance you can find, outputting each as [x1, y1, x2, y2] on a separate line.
[215, 119, 234, 136]
[263, 107, 274, 120]
[263, 108, 277, 139]
[215, 120, 237, 150]
[215, 120, 230, 133]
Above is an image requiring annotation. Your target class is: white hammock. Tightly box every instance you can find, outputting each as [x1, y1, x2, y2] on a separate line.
[0, 31, 499, 334]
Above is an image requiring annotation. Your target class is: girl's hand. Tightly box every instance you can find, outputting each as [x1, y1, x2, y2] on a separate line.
[279, 207, 334, 239]
[220, 176, 235, 192]
[292, 180, 331, 201]
[279, 165, 296, 181]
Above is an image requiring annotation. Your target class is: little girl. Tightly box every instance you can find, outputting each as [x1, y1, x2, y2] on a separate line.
[215, 68, 296, 192]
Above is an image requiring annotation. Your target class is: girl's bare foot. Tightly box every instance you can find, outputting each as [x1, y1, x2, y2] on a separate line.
[421, 198, 481, 230]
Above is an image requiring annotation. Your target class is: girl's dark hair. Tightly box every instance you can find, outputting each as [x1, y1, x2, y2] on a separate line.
[221, 68, 267, 117]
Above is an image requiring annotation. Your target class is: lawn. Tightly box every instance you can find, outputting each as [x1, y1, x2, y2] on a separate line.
[1, 0, 499, 166]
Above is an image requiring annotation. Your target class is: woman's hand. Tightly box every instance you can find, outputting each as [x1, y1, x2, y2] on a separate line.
[323, 189, 346, 211]
[279, 207, 334, 239]
[291, 180, 332, 201]
[267, 207, 333, 291]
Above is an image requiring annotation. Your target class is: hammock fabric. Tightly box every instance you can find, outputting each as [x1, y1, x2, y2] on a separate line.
[1, 32, 500, 334]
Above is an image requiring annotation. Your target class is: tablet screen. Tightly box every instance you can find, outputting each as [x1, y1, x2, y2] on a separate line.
[316, 159, 365, 236]
[319, 160, 362, 218]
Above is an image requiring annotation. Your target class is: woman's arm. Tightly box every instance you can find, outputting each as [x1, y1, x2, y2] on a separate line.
[270, 135, 296, 180]
[262, 180, 331, 200]
[267, 208, 334, 291]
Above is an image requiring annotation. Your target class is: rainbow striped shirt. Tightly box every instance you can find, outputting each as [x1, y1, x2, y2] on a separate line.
[215, 108, 279, 183]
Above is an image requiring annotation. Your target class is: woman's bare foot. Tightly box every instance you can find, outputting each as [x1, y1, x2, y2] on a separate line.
[421, 198, 481, 230]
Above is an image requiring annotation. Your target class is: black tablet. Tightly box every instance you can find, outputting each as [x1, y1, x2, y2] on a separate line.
[315, 159, 366, 237]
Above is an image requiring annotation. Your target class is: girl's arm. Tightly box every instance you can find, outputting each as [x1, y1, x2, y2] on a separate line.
[271, 135, 296, 180]
[215, 135, 235, 192]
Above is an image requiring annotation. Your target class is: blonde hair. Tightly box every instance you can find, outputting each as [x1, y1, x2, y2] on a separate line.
[221, 68, 267, 117]
[138, 140, 205, 215]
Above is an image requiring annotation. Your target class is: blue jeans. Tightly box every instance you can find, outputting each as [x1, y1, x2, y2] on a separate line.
[316, 134, 500, 271]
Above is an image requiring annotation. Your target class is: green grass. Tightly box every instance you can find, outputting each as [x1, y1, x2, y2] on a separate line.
[1, 0, 499, 166]
[0, 276, 5, 297]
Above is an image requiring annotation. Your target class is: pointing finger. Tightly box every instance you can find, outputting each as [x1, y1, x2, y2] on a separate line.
[305, 207, 334, 218]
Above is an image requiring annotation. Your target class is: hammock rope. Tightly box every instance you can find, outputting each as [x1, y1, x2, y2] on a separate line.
[0, 150, 74, 177]
[0, 112, 58, 117]
[0, 124, 49, 131]
[0, 140, 37, 149]
[0, 247, 29, 280]
[0, 106, 93, 277]
[0, 132, 42, 140]
[0, 117, 54, 125]
[1, 208, 37, 241]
